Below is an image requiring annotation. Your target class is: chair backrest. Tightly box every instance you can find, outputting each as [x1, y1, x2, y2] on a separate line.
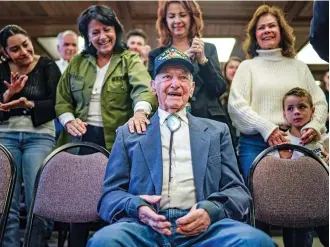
[249, 144, 329, 228]
[0, 144, 16, 243]
[24, 142, 110, 247]
[31, 142, 109, 223]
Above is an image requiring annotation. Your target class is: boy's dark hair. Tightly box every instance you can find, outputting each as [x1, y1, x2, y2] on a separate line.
[126, 29, 148, 43]
[282, 87, 313, 110]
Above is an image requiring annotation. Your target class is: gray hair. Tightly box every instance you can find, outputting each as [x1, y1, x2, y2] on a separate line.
[57, 30, 78, 45]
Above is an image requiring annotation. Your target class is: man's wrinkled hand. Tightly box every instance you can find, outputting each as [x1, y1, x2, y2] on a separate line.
[175, 204, 211, 236]
[138, 195, 171, 236]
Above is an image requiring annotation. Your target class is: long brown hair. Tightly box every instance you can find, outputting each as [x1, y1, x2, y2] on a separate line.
[242, 4, 296, 59]
[156, 0, 204, 48]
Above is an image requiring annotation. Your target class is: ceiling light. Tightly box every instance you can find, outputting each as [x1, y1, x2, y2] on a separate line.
[296, 42, 328, 65]
[201, 38, 236, 62]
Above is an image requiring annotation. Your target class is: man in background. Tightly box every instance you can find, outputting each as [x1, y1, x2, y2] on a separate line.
[126, 28, 151, 67]
[55, 30, 78, 73]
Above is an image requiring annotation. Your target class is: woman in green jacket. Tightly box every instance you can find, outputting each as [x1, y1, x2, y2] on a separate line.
[55, 5, 157, 247]
[56, 5, 157, 151]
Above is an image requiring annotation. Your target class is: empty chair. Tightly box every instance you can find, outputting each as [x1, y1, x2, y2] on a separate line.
[23, 142, 109, 247]
[0, 143, 16, 245]
[248, 143, 329, 244]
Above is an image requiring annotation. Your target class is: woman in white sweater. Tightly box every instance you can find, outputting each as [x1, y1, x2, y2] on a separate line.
[228, 5, 327, 246]
[229, 5, 327, 182]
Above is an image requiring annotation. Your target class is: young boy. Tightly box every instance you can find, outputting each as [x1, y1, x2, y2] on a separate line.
[274, 87, 328, 247]
[278, 87, 328, 163]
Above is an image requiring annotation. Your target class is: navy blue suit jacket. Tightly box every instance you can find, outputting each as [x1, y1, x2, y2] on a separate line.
[310, 0, 329, 62]
[98, 111, 250, 224]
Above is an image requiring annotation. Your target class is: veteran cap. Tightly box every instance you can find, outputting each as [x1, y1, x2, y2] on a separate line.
[153, 47, 194, 78]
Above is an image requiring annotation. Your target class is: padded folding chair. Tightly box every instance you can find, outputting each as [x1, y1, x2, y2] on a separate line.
[248, 143, 329, 230]
[0, 143, 16, 245]
[22, 142, 109, 247]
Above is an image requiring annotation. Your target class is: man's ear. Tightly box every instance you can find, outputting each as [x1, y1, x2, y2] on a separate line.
[311, 106, 315, 115]
[57, 44, 61, 54]
[190, 82, 195, 97]
[150, 80, 156, 95]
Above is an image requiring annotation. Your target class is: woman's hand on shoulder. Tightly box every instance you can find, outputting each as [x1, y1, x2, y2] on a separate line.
[128, 110, 150, 134]
[267, 128, 288, 146]
[65, 118, 88, 137]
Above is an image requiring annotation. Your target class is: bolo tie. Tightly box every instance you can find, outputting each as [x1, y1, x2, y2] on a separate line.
[166, 114, 181, 197]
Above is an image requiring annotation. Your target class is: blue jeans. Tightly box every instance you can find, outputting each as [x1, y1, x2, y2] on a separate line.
[238, 133, 269, 183]
[238, 133, 313, 247]
[87, 209, 275, 247]
[0, 132, 55, 247]
[54, 119, 63, 141]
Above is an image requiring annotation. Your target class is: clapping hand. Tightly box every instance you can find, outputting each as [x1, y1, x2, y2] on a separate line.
[0, 97, 34, 111]
[140, 45, 151, 64]
[186, 37, 206, 64]
[4, 72, 28, 95]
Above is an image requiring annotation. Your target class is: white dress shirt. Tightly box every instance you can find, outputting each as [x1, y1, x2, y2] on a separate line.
[158, 108, 197, 210]
[55, 58, 69, 74]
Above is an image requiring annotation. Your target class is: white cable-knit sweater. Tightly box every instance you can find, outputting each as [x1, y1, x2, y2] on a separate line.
[228, 48, 327, 141]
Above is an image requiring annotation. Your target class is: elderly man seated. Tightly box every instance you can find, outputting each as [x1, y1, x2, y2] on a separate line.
[87, 47, 275, 247]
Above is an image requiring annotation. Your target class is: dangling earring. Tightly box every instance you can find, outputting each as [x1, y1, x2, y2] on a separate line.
[88, 42, 92, 47]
